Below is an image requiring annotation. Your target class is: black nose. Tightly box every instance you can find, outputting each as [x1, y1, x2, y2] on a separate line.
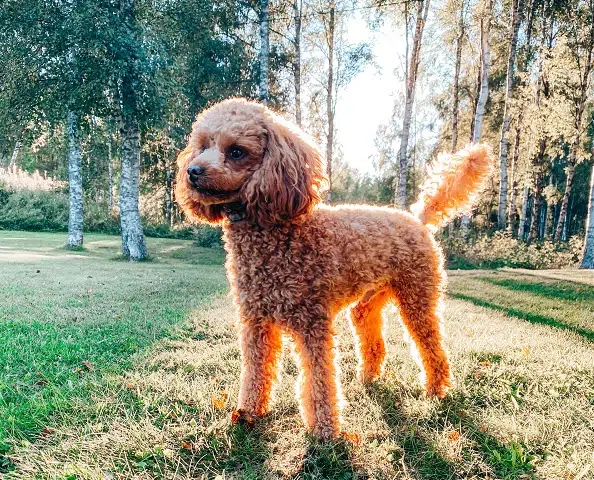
[187, 165, 205, 182]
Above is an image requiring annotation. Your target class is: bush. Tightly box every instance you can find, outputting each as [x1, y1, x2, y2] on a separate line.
[444, 231, 583, 270]
[0, 189, 69, 231]
[193, 225, 223, 248]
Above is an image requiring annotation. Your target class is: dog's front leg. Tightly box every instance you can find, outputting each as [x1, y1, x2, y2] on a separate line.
[292, 327, 342, 439]
[233, 319, 283, 425]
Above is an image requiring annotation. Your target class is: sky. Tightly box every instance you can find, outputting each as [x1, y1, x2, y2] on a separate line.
[331, 10, 447, 176]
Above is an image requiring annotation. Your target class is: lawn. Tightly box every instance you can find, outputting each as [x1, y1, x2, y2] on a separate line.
[1, 231, 593, 479]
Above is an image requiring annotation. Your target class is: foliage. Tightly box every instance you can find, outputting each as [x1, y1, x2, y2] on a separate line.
[445, 231, 584, 269]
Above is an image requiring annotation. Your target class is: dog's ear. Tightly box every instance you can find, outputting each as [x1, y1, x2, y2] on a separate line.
[175, 146, 226, 224]
[242, 116, 327, 227]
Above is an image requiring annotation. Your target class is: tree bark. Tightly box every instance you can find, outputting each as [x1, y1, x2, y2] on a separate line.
[472, 0, 492, 144]
[394, 0, 430, 208]
[554, 160, 576, 241]
[67, 111, 84, 249]
[325, 2, 335, 200]
[293, 0, 302, 127]
[9, 140, 21, 168]
[119, 110, 148, 261]
[518, 186, 530, 240]
[259, 0, 270, 103]
[165, 157, 173, 227]
[451, 0, 465, 153]
[497, 0, 522, 228]
[108, 134, 114, 212]
[528, 138, 547, 242]
[507, 118, 521, 232]
[581, 162, 594, 268]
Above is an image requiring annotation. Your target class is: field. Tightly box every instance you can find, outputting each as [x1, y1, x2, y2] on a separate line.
[0, 231, 593, 479]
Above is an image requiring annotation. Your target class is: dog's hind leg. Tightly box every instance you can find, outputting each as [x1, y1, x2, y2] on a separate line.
[393, 276, 452, 399]
[234, 320, 283, 423]
[349, 287, 392, 383]
[291, 325, 342, 439]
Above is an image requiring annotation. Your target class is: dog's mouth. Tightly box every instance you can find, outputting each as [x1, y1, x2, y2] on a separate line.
[191, 182, 241, 200]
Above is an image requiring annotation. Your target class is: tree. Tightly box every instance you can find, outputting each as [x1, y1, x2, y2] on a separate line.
[293, 0, 303, 126]
[450, 0, 467, 153]
[259, 0, 270, 103]
[394, 0, 430, 208]
[66, 111, 83, 248]
[581, 161, 594, 268]
[497, 0, 523, 228]
[325, 2, 336, 198]
[554, 0, 594, 241]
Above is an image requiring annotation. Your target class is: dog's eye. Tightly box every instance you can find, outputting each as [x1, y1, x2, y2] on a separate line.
[228, 147, 245, 160]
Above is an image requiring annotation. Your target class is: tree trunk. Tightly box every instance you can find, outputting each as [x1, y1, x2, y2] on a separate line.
[581, 162, 594, 268]
[394, 0, 430, 208]
[165, 157, 173, 227]
[518, 186, 530, 240]
[9, 140, 21, 168]
[119, 111, 148, 261]
[554, 160, 576, 242]
[293, 0, 302, 127]
[497, 0, 522, 228]
[67, 111, 84, 249]
[108, 134, 114, 213]
[507, 118, 521, 232]
[528, 175, 542, 242]
[451, 0, 465, 153]
[472, 0, 492, 144]
[325, 2, 335, 201]
[259, 0, 270, 103]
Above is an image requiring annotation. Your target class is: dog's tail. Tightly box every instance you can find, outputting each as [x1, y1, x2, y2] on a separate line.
[410, 143, 493, 230]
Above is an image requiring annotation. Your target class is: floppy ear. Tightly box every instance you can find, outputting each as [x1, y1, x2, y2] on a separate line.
[242, 116, 327, 227]
[174, 146, 226, 224]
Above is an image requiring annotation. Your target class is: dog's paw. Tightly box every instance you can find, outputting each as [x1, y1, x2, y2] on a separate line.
[231, 409, 257, 428]
[425, 379, 453, 399]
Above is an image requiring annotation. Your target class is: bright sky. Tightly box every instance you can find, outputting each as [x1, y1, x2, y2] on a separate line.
[335, 14, 405, 175]
[333, 10, 446, 176]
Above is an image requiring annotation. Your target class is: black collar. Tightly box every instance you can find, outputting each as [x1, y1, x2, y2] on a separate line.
[223, 202, 247, 223]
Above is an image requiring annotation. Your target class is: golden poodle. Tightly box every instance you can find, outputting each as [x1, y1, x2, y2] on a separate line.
[175, 98, 492, 439]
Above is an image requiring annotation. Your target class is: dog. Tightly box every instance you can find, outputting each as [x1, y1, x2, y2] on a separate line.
[175, 98, 492, 439]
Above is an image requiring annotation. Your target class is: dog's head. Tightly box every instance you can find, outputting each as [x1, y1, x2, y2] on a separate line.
[175, 98, 327, 227]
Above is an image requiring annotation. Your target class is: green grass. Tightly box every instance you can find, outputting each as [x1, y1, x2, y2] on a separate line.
[1, 231, 593, 479]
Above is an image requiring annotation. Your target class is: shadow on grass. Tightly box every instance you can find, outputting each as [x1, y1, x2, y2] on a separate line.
[450, 293, 594, 342]
[478, 276, 594, 303]
[367, 384, 542, 480]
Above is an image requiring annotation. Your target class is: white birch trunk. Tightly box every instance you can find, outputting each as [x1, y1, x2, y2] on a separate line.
[119, 112, 148, 261]
[9, 140, 21, 168]
[259, 0, 270, 103]
[108, 136, 114, 212]
[395, 0, 430, 208]
[507, 117, 522, 232]
[518, 186, 530, 240]
[326, 2, 335, 201]
[581, 163, 594, 268]
[451, 0, 465, 153]
[293, 0, 302, 127]
[67, 111, 84, 249]
[497, 0, 522, 228]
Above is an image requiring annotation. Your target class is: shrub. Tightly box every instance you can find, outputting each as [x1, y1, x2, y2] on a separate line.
[444, 231, 583, 270]
[0, 189, 69, 231]
[193, 225, 223, 248]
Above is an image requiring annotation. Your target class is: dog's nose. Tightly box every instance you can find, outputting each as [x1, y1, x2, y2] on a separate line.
[187, 165, 205, 182]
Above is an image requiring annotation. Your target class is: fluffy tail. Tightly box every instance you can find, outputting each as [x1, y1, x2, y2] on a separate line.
[410, 143, 493, 229]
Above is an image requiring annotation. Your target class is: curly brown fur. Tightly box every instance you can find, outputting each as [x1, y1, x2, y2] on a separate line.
[175, 98, 492, 439]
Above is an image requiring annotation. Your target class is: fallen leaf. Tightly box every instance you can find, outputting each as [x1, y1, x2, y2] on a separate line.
[212, 391, 229, 410]
[447, 430, 460, 442]
[82, 360, 95, 371]
[522, 347, 532, 358]
[41, 427, 54, 436]
[472, 368, 485, 380]
[181, 440, 193, 451]
[478, 361, 491, 367]
[341, 431, 360, 445]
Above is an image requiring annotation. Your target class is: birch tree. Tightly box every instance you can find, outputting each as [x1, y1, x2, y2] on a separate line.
[451, 0, 467, 153]
[497, 0, 523, 228]
[554, 0, 594, 241]
[581, 162, 594, 268]
[325, 2, 335, 199]
[293, 0, 303, 126]
[118, 0, 147, 261]
[394, 0, 430, 208]
[259, 0, 270, 103]
[66, 111, 83, 248]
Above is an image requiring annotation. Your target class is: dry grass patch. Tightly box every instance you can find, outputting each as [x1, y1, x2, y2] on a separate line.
[7, 269, 594, 480]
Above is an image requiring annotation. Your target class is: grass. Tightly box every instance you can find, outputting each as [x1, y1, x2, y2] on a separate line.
[1, 231, 593, 479]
